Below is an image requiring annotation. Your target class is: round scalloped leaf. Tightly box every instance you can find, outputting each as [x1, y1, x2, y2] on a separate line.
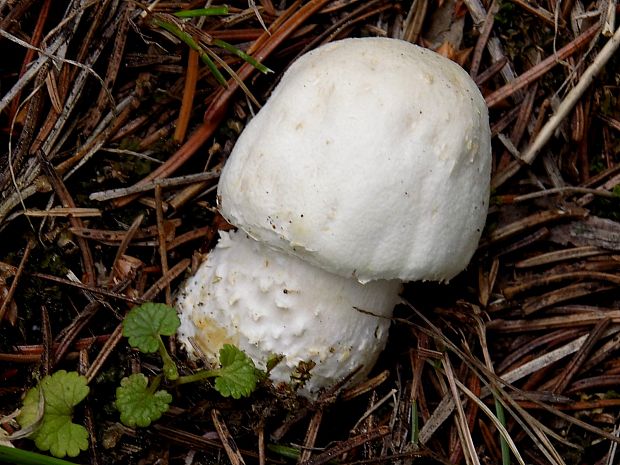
[122, 303, 180, 353]
[17, 370, 90, 458]
[115, 374, 172, 428]
[34, 416, 89, 458]
[213, 344, 259, 399]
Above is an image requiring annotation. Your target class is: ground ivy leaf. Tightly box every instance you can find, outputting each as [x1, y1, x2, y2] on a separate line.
[17, 370, 90, 458]
[214, 344, 259, 399]
[35, 416, 89, 458]
[122, 303, 180, 353]
[115, 374, 172, 428]
[40, 372, 89, 416]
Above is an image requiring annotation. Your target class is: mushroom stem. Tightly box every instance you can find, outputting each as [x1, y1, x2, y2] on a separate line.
[176, 230, 401, 396]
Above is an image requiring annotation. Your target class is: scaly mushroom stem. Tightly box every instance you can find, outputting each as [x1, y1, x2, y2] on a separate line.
[176, 230, 401, 397]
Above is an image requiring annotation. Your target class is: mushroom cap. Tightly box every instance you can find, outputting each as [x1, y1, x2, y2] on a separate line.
[218, 37, 491, 283]
[176, 230, 401, 396]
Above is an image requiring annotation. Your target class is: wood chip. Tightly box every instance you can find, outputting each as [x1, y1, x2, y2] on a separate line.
[483, 208, 588, 246]
[549, 216, 620, 250]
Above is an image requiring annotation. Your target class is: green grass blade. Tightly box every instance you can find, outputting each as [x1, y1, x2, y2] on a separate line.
[0, 445, 80, 465]
[153, 18, 228, 86]
[203, 48, 260, 107]
[212, 38, 272, 74]
[199, 52, 228, 87]
[494, 396, 511, 465]
[266, 444, 300, 460]
[451, 378, 526, 465]
[173, 6, 228, 18]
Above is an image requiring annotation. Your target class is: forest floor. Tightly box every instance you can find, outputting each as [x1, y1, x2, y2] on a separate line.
[1, 1, 620, 464]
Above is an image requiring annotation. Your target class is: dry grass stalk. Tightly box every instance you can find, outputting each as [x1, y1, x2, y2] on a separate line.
[212, 408, 247, 465]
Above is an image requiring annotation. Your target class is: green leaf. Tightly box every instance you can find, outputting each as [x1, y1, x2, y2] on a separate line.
[34, 421, 89, 459]
[122, 303, 180, 353]
[17, 371, 89, 458]
[115, 374, 172, 428]
[213, 344, 259, 399]
[175, 345, 261, 397]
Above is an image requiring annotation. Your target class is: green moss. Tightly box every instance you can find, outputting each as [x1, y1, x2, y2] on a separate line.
[589, 197, 620, 221]
[494, 1, 516, 28]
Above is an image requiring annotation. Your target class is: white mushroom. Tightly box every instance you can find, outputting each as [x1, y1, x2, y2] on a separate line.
[176, 37, 491, 395]
[219, 37, 492, 283]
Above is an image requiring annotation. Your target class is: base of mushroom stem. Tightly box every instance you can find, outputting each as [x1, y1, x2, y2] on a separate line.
[175, 229, 401, 397]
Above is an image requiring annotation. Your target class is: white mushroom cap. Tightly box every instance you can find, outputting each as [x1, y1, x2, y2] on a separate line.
[219, 37, 491, 283]
[176, 230, 401, 395]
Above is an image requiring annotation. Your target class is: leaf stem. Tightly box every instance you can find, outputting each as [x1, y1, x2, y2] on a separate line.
[147, 374, 163, 395]
[157, 337, 179, 381]
[175, 368, 220, 385]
